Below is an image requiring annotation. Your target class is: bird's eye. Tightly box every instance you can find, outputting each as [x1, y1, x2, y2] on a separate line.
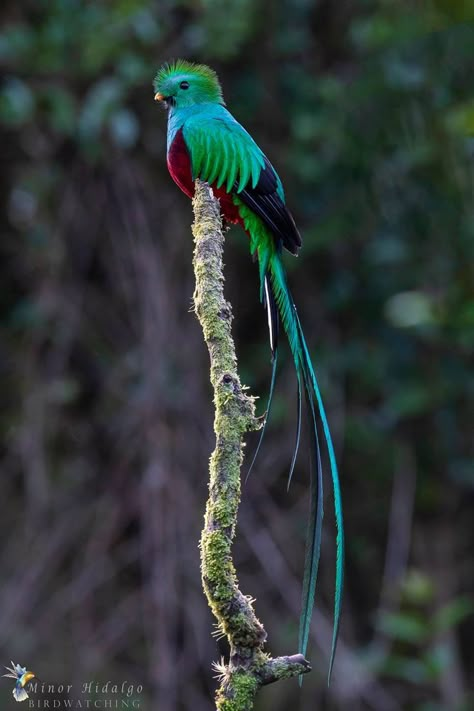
[180, 81, 190, 90]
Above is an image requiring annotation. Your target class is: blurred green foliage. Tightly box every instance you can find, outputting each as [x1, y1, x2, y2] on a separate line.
[377, 571, 473, 686]
[1, 1, 473, 710]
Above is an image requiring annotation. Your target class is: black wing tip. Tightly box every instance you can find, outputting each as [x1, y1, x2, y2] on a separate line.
[285, 210, 302, 255]
[238, 159, 303, 256]
[287, 232, 302, 256]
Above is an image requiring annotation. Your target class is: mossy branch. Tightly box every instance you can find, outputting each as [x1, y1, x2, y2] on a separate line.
[192, 180, 311, 711]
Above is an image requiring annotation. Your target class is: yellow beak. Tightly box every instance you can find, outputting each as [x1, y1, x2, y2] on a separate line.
[154, 92, 165, 102]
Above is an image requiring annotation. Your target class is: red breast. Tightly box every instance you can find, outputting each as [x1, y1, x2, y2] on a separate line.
[167, 129, 243, 226]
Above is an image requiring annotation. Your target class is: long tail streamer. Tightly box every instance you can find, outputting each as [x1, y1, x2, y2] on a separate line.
[250, 245, 344, 684]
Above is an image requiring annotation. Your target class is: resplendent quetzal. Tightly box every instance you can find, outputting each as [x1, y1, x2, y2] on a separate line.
[154, 59, 343, 680]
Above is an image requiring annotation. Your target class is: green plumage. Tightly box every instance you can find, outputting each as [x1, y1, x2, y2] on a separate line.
[155, 59, 344, 682]
[184, 114, 265, 193]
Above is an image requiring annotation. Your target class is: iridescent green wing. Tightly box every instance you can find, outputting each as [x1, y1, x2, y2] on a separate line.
[182, 110, 301, 256]
[182, 110, 266, 193]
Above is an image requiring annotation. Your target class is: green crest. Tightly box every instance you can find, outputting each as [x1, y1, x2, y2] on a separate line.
[154, 60, 224, 106]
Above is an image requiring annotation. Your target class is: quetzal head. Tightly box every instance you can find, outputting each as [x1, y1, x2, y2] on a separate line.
[153, 59, 224, 109]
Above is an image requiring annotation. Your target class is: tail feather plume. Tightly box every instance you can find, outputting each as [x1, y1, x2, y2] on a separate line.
[287, 374, 302, 492]
[260, 249, 344, 682]
[245, 350, 278, 484]
[298, 380, 324, 684]
[294, 308, 345, 683]
[238, 197, 343, 681]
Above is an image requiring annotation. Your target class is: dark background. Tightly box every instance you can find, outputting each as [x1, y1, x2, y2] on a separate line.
[1, 1, 473, 709]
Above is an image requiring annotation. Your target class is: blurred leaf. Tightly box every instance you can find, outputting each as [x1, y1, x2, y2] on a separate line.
[0, 78, 34, 125]
[78, 77, 124, 141]
[41, 86, 77, 135]
[433, 596, 474, 632]
[444, 101, 474, 137]
[381, 654, 431, 683]
[385, 291, 435, 328]
[200, 0, 258, 58]
[378, 611, 429, 643]
[430, 0, 474, 22]
[108, 108, 140, 148]
[0, 24, 34, 63]
[422, 642, 453, 680]
[117, 53, 150, 84]
[386, 383, 436, 418]
[401, 570, 435, 605]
